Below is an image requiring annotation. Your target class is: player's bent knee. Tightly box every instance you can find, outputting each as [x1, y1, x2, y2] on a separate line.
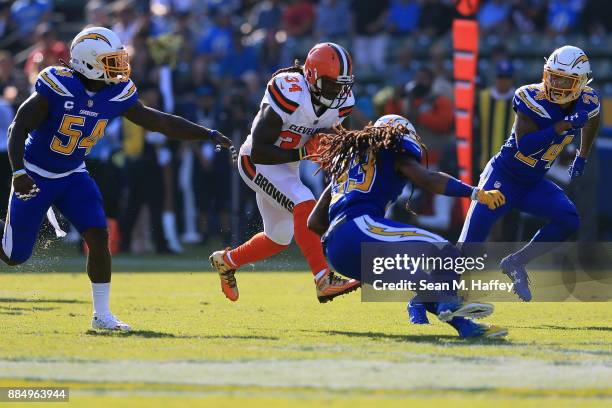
[0, 246, 31, 266]
[4, 258, 26, 266]
[3, 252, 30, 266]
[265, 230, 293, 247]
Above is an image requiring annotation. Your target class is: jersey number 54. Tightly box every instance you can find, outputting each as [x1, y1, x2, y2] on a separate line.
[50, 114, 108, 156]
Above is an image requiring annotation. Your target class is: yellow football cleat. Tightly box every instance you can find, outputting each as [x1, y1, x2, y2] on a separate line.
[454, 318, 509, 338]
[480, 324, 509, 338]
[209, 249, 239, 302]
[315, 269, 360, 303]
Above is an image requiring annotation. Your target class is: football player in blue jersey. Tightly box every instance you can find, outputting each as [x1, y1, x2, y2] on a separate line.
[459, 46, 601, 302]
[307, 115, 508, 338]
[2, 27, 236, 331]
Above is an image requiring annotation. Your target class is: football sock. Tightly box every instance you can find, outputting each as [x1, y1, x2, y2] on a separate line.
[226, 232, 288, 268]
[162, 211, 183, 253]
[314, 269, 327, 281]
[512, 220, 578, 265]
[293, 200, 328, 276]
[92, 282, 111, 316]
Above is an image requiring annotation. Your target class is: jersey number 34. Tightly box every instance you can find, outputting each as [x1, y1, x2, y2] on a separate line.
[50, 114, 107, 156]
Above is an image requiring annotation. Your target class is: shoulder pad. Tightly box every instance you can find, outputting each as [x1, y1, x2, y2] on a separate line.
[513, 84, 551, 119]
[35, 66, 75, 98]
[266, 74, 301, 115]
[109, 80, 138, 103]
[578, 86, 600, 118]
[338, 92, 355, 118]
[399, 134, 423, 162]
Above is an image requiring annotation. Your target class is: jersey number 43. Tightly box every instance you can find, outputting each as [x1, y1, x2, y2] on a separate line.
[331, 153, 377, 204]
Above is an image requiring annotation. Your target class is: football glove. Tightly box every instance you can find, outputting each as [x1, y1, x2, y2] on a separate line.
[298, 134, 322, 161]
[12, 171, 40, 201]
[564, 110, 589, 130]
[568, 153, 586, 179]
[472, 188, 506, 210]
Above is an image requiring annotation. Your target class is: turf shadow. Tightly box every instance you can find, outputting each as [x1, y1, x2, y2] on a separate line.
[509, 324, 612, 332]
[315, 330, 510, 345]
[85, 330, 279, 340]
[0, 297, 86, 304]
[86, 330, 190, 338]
[543, 324, 612, 332]
[202, 335, 279, 340]
[0, 305, 58, 311]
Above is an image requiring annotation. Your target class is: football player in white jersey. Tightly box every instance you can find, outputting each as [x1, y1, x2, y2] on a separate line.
[210, 43, 360, 303]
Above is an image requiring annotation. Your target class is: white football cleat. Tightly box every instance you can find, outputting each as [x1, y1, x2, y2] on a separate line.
[91, 313, 131, 331]
[209, 249, 239, 301]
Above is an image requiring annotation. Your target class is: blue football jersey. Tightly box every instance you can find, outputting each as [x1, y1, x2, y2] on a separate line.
[328, 135, 422, 222]
[492, 82, 600, 182]
[25, 66, 138, 175]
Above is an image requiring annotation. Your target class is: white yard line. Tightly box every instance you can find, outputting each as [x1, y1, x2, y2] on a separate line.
[1, 358, 610, 390]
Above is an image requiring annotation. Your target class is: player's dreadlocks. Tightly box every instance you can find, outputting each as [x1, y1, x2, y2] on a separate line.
[316, 123, 427, 181]
[271, 59, 304, 78]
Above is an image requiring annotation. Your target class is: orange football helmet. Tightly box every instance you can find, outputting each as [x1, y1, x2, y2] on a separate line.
[304, 43, 354, 109]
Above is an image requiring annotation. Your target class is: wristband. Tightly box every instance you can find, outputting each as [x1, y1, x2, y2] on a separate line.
[470, 187, 480, 200]
[12, 169, 27, 179]
[444, 177, 474, 198]
[298, 145, 307, 160]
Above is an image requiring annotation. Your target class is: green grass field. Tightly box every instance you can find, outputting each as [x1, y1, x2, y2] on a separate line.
[0, 271, 610, 407]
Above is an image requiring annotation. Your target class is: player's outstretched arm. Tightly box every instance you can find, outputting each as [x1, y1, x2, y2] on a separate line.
[251, 104, 302, 164]
[395, 154, 505, 210]
[568, 113, 601, 179]
[123, 100, 237, 160]
[307, 184, 332, 236]
[578, 113, 601, 158]
[8, 92, 49, 199]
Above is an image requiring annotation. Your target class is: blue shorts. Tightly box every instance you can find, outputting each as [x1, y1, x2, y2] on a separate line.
[324, 214, 448, 281]
[2, 171, 107, 263]
[459, 161, 579, 242]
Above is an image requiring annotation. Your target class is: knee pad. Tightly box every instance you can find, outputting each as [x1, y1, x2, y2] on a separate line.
[264, 219, 294, 246]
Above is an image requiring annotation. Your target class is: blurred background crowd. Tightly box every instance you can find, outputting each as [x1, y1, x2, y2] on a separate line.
[1, 0, 611, 256]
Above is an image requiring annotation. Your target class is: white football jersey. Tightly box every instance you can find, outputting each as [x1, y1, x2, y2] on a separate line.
[240, 72, 355, 156]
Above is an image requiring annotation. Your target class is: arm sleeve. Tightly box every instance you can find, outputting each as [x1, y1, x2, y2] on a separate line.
[516, 125, 560, 155]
